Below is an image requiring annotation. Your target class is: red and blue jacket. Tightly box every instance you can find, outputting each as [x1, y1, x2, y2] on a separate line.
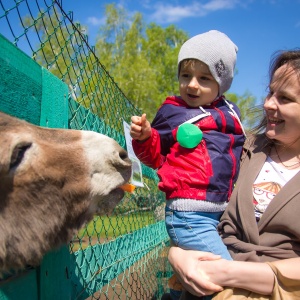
[132, 95, 245, 203]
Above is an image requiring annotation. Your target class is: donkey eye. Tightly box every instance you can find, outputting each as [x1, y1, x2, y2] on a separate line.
[10, 143, 32, 170]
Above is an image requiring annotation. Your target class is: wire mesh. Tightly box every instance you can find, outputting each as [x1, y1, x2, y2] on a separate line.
[0, 1, 171, 299]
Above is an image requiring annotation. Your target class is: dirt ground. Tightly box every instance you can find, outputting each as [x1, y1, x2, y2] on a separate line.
[81, 246, 171, 300]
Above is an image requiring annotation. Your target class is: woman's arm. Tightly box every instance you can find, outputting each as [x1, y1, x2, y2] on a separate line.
[200, 259, 275, 295]
[205, 257, 300, 293]
[168, 246, 279, 296]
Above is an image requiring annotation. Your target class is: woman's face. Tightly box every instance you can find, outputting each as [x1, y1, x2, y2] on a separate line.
[264, 64, 300, 146]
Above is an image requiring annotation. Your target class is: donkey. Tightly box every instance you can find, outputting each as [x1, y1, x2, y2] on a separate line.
[0, 111, 132, 275]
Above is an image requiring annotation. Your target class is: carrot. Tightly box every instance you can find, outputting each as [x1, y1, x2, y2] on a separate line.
[120, 183, 136, 193]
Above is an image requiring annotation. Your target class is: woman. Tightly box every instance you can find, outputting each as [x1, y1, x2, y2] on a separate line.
[168, 49, 300, 299]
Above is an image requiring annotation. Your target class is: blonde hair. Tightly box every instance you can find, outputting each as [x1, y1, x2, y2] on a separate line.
[179, 59, 206, 73]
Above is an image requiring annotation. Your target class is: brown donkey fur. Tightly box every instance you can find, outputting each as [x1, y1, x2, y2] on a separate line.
[0, 111, 132, 275]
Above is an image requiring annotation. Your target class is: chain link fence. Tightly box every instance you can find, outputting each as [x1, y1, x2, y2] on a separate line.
[0, 0, 171, 299]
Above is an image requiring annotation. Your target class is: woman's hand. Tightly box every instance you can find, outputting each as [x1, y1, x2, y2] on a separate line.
[168, 246, 224, 296]
[169, 246, 277, 296]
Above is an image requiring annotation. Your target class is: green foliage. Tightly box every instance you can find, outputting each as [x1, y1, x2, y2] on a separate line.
[24, 9, 87, 87]
[95, 4, 189, 121]
[26, 3, 259, 128]
[94, 3, 259, 126]
[225, 91, 260, 131]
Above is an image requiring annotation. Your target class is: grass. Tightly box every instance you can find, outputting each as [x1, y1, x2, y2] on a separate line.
[71, 211, 156, 251]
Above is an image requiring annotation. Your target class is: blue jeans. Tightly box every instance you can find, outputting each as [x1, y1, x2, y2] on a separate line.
[165, 207, 232, 259]
[165, 207, 232, 300]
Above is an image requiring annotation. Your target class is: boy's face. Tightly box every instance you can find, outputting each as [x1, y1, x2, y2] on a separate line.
[178, 60, 219, 107]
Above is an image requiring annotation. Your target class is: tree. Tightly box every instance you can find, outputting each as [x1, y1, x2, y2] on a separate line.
[23, 8, 99, 111]
[95, 4, 188, 121]
[25, 3, 258, 128]
[226, 91, 260, 131]
[94, 4, 259, 126]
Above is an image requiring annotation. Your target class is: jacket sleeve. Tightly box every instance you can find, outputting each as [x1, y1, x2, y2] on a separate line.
[132, 128, 166, 169]
[151, 107, 176, 156]
[211, 260, 300, 300]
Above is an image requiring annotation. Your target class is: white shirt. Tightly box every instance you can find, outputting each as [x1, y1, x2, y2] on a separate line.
[253, 157, 299, 221]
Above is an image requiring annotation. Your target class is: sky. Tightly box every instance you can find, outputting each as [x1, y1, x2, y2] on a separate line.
[57, 0, 300, 103]
[55, 0, 300, 104]
[2, 0, 300, 103]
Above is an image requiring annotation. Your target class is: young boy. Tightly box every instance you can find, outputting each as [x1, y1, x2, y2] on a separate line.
[130, 30, 245, 300]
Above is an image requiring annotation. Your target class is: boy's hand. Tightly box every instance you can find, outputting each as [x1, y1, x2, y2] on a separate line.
[130, 113, 151, 142]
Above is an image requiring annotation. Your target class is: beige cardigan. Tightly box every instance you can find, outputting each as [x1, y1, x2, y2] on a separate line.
[212, 261, 300, 299]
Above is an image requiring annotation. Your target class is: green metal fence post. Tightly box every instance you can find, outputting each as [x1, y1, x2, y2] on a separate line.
[40, 67, 69, 129]
[38, 246, 72, 300]
[38, 67, 71, 300]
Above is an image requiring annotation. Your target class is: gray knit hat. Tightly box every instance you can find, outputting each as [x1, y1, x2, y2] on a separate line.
[178, 30, 238, 96]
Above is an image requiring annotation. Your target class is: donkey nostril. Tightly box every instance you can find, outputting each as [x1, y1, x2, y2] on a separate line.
[119, 149, 129, 161]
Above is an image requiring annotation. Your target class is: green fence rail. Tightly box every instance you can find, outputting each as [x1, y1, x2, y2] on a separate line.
[0, 1, 171, 299]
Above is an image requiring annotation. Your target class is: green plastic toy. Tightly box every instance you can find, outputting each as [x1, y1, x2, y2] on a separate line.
[176, 123, 203, 148]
